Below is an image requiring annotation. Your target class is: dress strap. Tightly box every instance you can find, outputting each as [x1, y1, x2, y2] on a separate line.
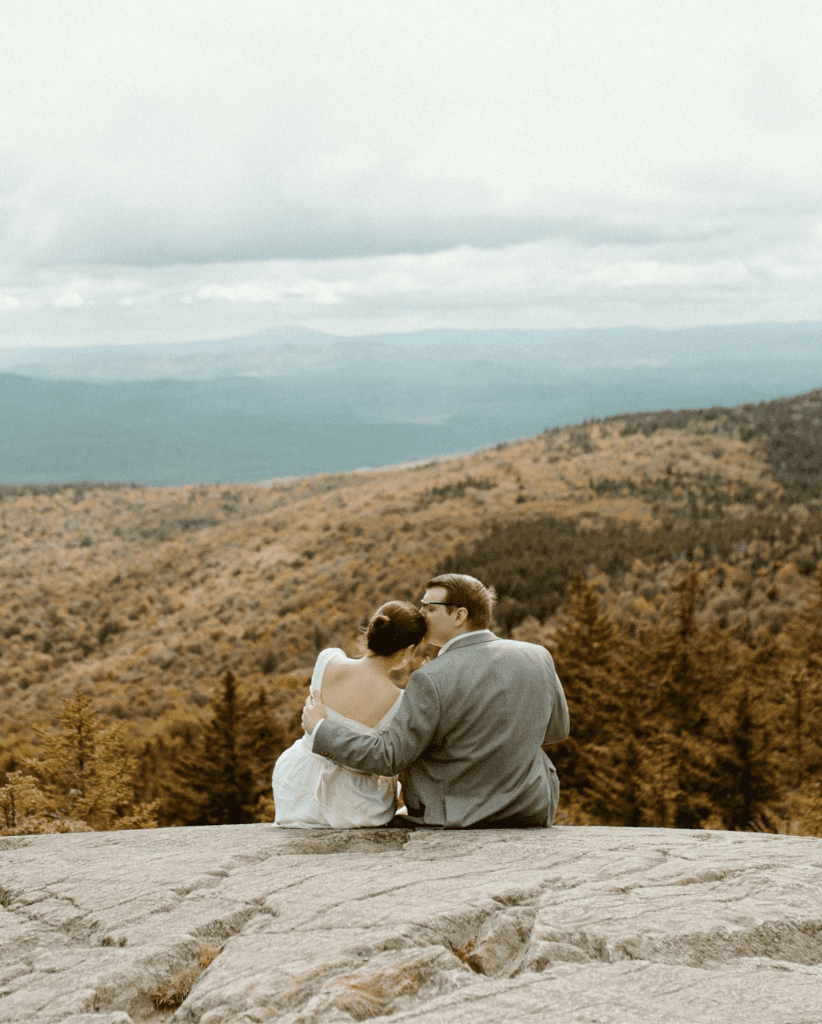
[310, 647, 345, 696]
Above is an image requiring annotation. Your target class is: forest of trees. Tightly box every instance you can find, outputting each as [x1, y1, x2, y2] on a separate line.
[3, 561, 820, 838]
[1, 691, 158, 834]
[538, 566, 822, 834]
[1, 673, 294, 833]
[2, 389, 821, 837]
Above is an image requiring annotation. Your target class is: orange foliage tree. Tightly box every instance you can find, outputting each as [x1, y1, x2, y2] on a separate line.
[1, 691, 157, 835]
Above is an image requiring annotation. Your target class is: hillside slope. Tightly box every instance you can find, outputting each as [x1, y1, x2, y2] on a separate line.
[2, 389, 821, 830]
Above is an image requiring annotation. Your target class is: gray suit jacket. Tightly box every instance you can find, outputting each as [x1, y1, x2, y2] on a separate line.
[311, 631, 570, 829]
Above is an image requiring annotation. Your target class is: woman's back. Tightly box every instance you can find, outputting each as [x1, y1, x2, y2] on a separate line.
[319, 652, 401, 728]
[272, 647, 401, 828]
[273, 601, 426, 829]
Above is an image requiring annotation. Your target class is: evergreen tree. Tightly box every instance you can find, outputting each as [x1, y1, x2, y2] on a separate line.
[779, 564, 822, 789]
[245, 686, 282, 821]
[781, 779, 822, 837]
[5, 692, 158, 834]
[547, 575, 643, 821]
[0, 771, 54, 835]
[634, 565, 731, 828]
[707, 681, 777, 830]
[649, 563, 712, 730]
[640, 722, 684, 829]
[583, 680, 656, 828]
[160, 671, 285, 826]
[613, 732, 645, 827]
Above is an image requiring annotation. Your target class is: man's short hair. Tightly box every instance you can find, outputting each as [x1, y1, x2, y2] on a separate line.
[427, 573, 497, 630]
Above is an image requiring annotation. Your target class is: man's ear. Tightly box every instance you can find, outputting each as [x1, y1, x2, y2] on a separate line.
[454, 606, 469, 628]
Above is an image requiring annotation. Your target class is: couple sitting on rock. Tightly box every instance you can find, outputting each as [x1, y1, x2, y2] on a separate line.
[272, 573, 570, 830]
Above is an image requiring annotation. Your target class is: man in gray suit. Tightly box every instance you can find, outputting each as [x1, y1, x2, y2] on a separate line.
[301, 573, 570, 828]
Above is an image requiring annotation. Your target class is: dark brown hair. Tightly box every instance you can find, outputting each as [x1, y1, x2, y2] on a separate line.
[366, 600, 427, 657]
[426, 573, 497, 629]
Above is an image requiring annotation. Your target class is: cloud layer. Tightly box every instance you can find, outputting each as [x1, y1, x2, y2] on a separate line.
[2, 1, 822, 345]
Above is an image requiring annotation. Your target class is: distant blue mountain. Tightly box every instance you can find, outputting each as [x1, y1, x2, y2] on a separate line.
[1, 323, 820, 485]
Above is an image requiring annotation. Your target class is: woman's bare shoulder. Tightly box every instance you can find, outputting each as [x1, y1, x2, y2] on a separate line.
[321, 650, 355, 676]
[322, 652, 376, 694]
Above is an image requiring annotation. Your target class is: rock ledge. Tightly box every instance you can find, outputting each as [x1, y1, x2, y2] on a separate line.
[1, 825, 821, 1023]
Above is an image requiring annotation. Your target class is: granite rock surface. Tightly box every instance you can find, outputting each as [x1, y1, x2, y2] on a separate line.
[1, 824, 821, 1024]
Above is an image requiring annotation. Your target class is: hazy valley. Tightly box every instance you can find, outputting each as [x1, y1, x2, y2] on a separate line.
[2, 322, 819, 485]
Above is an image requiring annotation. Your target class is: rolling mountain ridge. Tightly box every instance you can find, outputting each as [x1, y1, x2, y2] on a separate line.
[2, 321, 820, 485]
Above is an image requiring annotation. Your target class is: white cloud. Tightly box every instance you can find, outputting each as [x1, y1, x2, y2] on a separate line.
[196, 283, 283, 305]
[54, 290, 84, 308]
[1, 1, 822, 345]
[195, 280, 346, 305]
[585, 260, 750, 290]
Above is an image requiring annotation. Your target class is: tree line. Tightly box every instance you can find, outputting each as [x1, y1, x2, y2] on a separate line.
[545, 566, 822, 833]
[4, 561, 820, 837]
[440, 509, 822, 634]
[1, 673, 301, 834]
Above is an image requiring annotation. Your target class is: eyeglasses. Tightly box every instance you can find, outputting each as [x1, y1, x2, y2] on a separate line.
[419, 601, 454, 610]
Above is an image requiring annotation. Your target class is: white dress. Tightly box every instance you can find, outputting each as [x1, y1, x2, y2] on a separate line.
[272, 648, 401, 828]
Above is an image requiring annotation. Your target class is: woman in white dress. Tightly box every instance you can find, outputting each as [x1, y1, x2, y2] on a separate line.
[272, 601, 427, 827]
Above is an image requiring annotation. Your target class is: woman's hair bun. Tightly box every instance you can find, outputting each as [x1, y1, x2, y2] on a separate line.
[365, 601, 427, 657]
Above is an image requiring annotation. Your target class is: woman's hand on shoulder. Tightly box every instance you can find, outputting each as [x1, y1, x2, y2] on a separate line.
[302, 693, 326, 734]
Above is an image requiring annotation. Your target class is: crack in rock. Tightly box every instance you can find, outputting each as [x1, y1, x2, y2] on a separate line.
[7, 891, 97, 945]
[89, 946, 209, 1020]
[273, 829, 412, 857]
[454, 905, 537, 977]
[3, 826, 822, 1023]
[171, 875, 229, 898]
[531, 917, 822, 969]
[91, 906, 259, 1019]
[176, 894, 542, 1022]
[437, 888, 543, 978]
[0, 839, 32, 853]
[0, 886, 20, 909]
[366, 890, 543, 984]
[295, 946, 473, 1023]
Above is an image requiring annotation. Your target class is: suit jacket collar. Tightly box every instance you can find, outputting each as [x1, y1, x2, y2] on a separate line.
[437, 630, 497, 656]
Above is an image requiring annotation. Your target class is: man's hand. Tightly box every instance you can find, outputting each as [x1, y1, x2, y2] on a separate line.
[302, 693, 326, 735]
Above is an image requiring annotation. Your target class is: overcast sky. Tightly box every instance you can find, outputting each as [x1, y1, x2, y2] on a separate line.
[2, 0, 822, 350]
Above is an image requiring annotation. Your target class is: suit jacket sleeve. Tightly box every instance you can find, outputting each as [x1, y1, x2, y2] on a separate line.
[311, 667, 441, 776]
[541, 653, 570, 747]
